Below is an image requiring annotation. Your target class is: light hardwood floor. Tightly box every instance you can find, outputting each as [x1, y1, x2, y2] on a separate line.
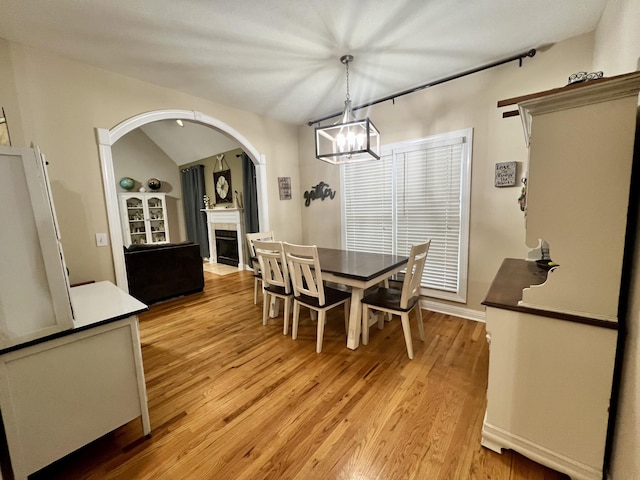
[32, 270, 568, 479]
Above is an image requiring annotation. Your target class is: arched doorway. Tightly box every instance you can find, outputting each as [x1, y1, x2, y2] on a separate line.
[96, 109, 269, 291]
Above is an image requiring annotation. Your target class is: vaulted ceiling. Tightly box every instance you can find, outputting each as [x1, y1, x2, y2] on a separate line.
[0, 0, 608, 126]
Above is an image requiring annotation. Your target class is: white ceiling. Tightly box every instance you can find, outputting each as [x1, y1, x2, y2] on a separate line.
[0, 0, 608, 126]
[139, 120, 241, 165]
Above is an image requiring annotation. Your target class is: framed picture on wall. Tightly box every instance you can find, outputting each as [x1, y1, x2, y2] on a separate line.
[214, 169, 232, 203]
[278, 177, 291, 200]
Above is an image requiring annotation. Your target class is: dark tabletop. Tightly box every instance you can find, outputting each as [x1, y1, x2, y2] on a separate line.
[316, 247, 408, 282]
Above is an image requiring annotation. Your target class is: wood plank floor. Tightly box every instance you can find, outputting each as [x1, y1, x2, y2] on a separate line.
[32, 270, 568, 479]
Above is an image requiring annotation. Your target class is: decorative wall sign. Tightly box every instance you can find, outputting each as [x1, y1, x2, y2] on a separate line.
[278, 177, 292, 200]
[494, 162, 516, 187]
[304, 181, 335, 207]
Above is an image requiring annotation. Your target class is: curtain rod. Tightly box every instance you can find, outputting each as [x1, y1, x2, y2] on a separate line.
[307, 48, 536, 126]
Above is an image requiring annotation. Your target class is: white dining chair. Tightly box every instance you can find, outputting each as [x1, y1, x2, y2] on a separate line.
[253, 240, 293, 335]
[246, 231, 274, 304]
[283, 242, 351, 353]
[361, 240, 431, 359]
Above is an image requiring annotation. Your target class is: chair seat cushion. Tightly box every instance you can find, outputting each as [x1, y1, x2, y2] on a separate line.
[296, 286, 351, 309]
[361, 287, 419, 312]
[264, 284, 291, 296]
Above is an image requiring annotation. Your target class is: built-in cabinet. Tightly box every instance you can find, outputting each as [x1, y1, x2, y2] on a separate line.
[0, 146, 150, 479]
[120, 192, 170, 246]
[483, 72, 640, 480]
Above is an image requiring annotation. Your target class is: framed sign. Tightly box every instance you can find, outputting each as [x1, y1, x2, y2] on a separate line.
[495, 161, 516, 187]
[278, 177, 291, 200]
[213, 169, 232, 203]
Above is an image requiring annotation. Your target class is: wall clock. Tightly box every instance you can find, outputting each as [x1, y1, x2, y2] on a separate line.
[213, 169, 232, 203]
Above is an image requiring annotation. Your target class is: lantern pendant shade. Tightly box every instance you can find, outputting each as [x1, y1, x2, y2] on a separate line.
[314, 54, 381, 165]
[315, 117, 380, 164]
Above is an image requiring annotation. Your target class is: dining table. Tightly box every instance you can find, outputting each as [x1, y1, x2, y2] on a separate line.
[316, 247, 408, 350]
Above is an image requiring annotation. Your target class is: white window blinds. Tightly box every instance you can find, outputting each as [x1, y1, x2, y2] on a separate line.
[342, 129, 472, 303]
[343, 153, 393, 254]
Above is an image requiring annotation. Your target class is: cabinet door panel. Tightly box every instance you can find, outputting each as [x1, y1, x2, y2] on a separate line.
[0, 147, 73, 347]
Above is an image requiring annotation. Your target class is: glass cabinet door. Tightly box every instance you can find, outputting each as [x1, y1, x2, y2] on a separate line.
[146, 195, 167, 243]
[125, 196, 148, 245]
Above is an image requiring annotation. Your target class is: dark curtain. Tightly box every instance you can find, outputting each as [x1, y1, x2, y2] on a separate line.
[180, 165, 210, 258]
[241, 152, 260, 233]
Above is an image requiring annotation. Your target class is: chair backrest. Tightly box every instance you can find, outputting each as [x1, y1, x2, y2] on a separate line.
[399, 240, 431, 309]
[253, 240, 290, 294]
[246, 231, 274, 257]
[283, 242, 326, 305]
[246, 231, 274, 270]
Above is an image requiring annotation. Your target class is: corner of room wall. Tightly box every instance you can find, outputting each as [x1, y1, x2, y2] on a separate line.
[594, 0, 640, 75]
[0, 38, 26, 146]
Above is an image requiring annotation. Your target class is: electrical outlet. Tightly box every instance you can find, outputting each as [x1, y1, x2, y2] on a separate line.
[96, 233, 109, 247]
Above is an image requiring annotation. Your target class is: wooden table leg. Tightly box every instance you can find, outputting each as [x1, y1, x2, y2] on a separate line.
[346, 288, 363, 350]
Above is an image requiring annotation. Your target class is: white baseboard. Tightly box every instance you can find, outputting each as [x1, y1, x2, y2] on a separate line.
[481, 421, 602, 480]
[419, 299, 486, 323]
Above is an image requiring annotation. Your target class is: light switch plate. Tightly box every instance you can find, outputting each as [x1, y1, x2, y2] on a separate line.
[96, 233, 109, 247]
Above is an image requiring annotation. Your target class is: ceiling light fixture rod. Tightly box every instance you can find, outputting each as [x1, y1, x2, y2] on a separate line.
[308, 48, 536, 126]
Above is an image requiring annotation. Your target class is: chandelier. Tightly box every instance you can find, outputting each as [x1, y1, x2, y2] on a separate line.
[315, 55, 380, 165]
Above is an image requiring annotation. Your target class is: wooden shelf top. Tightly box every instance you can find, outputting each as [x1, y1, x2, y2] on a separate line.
[483, 258, 618, 330]
[497, 70, 640, 108]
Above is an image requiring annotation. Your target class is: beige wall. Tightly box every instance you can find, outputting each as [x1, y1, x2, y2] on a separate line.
[112, 129, 186, 243]
[594, 0, 640, 75]
[0, 40, 303, 285]
[298, 33, 596, 312]
[594, 0, 640, 478]
[181, 147, 245, 209]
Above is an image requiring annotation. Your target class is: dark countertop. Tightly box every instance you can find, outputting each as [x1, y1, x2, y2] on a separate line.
[483, 258, 618, 330]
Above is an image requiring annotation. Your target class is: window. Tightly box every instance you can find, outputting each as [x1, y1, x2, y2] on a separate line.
[342, 129, 472, 303]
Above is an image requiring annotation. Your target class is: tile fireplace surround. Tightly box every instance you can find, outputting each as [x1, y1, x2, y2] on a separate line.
[202, 207, 246, 269]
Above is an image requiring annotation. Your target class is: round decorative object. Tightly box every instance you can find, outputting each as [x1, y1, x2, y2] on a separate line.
[139, 187, 146, 193]
[147, 178, 161, 191]
[216, 175, 229, 200]
[119, 177, 135, 190]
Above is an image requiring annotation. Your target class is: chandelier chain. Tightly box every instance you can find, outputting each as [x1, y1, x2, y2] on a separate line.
[345, 59, 350, 102]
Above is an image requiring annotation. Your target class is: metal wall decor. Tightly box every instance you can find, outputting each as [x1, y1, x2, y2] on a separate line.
[567, 71, 604, 85]
[304, 182, 335, 207]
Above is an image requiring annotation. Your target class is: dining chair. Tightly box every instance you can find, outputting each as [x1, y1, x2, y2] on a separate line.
[361, 240, 431, 359]
[246, 231, 274, 304]
[283, 242, 351, 353]
[253, 240, 293, 335]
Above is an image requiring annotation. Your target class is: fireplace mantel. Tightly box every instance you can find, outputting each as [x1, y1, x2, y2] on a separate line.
[202, 208, 245, 268]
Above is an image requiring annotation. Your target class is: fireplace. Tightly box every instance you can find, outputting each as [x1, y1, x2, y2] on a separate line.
[215, 230, 239, 266]
[203, 208, 245, 268]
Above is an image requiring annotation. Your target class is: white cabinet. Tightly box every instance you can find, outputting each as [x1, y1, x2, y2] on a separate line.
[0, 147, 151, 479]
[517, 72, 640, 321]
[483, 260, 618, 480]
[120, 193, 170, 246]
[0, 282, 150, 480]
[483, 72, 640, 480]
[0, 146, 74, 349]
